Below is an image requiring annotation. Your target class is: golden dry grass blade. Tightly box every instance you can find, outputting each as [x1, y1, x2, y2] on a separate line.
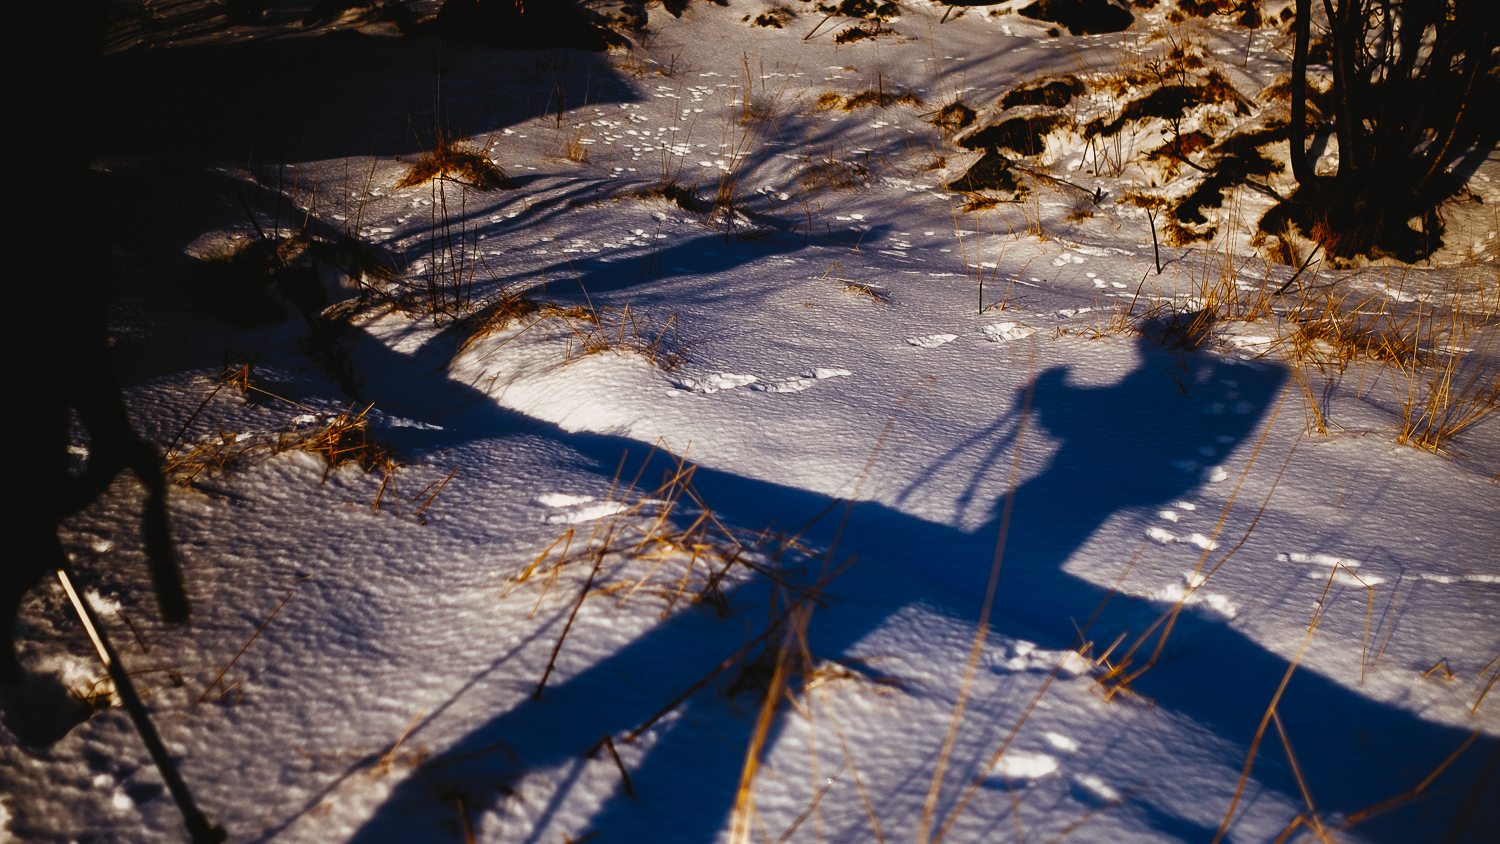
[197, 588, 295, 705]
[918, 361, 1036, 844]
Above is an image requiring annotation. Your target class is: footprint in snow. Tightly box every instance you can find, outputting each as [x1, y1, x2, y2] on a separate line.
[904, 333, 958, 348]
[1278, 552, 1386, 586]
[988, 750, 1059, 783]
[537, 493, 664, 524]
[981, 322, 1037, 343]
[674, 372, 759, 394]
[750, 368, 852, 393]
[1145, 527, 1219, 550]
[1146, 572, 1238, 619]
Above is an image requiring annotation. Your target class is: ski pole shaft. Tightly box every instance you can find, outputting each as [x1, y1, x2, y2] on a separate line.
[57, 568, 226, 844]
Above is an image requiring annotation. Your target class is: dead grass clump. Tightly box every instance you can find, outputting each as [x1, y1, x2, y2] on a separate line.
[457, 295, 543, 347]
[814, 92, 844, 110]
[628, 180, 710, 214]
[1396, 348, 1500, 453]
[506, 450, 808, 628]
[565, 304, 689, 371]
[395, 136, 514, 191]
[1083, 78, 1247, 140]
[930, 100, 976, 130]
[300, 409, 397, 475]
[816, 0, 899, 19]
[799, 159, 868, 192]
[841, 88, 923, 111]
[167, 406, 397, 488]
[1144, 129, 1213, 178]
[832, 22, 896, 44]
[745, 5, 796, 27]
[184, 232, 390, 328]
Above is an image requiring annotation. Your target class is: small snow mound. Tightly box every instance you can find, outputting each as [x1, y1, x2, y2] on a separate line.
[981, 322, 1037, 343]
[1185, 533, 1220, 551]
[86, 590, 122, 615]
[1305, 569, 1385, 587]
[905, 333, 959, 348]
[990, 750, 1059, 781]
[1205, 466, 1229, 483]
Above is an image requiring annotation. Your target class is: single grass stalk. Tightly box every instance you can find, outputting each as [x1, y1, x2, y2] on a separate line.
[820, 692, 888, 844]
[375, 710, 426, 775]
[1271, 711, 1336, 844]
[534, 545, 607, 700]
[1335, 730, 1483, 832]
[1209, 604, 1323, 844]
[585, 735, 635, 797]
[197, 588, 295, 705]
[920, 356, 1036, 844]
[1472, 652, 1500, 714]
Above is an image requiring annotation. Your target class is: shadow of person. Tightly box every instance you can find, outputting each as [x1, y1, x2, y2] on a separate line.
[299, 320, 1494, 844]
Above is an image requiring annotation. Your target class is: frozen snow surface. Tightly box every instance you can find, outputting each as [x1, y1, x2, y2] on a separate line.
[4, 1, 1499, 843]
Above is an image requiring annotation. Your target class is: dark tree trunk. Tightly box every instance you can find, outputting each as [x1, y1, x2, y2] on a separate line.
[1283, 0, 1500, 261]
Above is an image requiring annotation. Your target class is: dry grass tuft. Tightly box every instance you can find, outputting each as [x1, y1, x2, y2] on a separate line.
[929, 101, 976, 131]
[563, 303, 690, 371]
[628, 180, 709, 214]
[395, 135, 514, 191]
[799, 159, 868, 192]
[841, 88, 923, 112]
[167, 405, 397, 490]
[832, 22, 896, 44]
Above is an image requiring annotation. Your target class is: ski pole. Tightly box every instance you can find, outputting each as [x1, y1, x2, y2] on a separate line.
[56, 568, 227, 844]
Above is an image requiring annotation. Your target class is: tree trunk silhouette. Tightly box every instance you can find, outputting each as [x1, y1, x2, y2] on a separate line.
[1284, 0, 1499, 261]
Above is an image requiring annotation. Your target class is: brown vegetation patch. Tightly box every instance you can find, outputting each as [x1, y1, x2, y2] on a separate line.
[999, 76, 1084, 109]
[958, 114, 1067, 156]
[395, 139, 514, 191]
[930, 101, 977, 130]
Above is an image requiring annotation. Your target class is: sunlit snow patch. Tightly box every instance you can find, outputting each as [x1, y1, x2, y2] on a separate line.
[904, 333, 959, 348]
[981, 322, 1037, 342]
[751, 368, 852, 393]
[989, 750, 1059, 781]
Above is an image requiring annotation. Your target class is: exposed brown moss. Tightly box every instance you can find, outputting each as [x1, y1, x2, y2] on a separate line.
[833, 22, 898, 44]
[842, 88, 923, 111]
[958, 114, 1067, 156]
[999, 76, 1084, 109]
[931, 101, 977, 130]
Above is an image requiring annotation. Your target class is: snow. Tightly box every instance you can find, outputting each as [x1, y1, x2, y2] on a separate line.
[4, 2, 1499, 844]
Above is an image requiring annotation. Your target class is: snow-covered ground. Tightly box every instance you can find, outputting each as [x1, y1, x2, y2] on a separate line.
[4, 2, 1498, 842]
